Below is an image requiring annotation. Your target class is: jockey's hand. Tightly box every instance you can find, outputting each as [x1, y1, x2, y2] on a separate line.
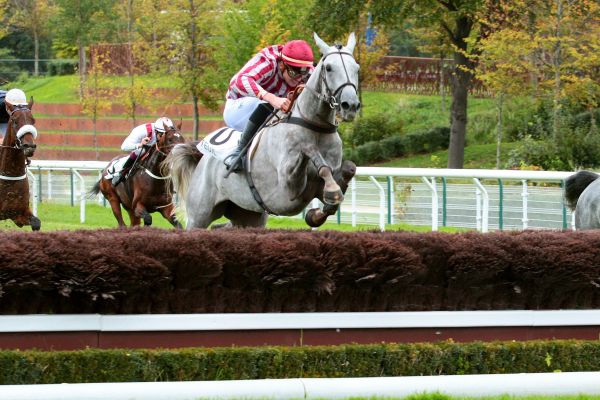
[267, 94, 290, 112]
[139, 137, 150, 148]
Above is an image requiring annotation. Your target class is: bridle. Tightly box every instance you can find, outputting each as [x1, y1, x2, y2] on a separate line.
[306, 45, 358, 110]
[291, 46, 358, 133]
[0, 106, 37, 153]
[141, 127, 182, 180]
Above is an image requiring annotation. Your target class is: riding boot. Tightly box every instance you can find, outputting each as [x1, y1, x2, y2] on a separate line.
[112, 156, 136, 186]
[224, 103, 274, 172]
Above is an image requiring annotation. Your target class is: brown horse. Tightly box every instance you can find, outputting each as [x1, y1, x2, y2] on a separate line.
[0, 100, 40, 230]
[90, 122, 185, 228]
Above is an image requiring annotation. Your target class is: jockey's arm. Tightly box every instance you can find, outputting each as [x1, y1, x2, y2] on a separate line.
[121, 126, 147, 152]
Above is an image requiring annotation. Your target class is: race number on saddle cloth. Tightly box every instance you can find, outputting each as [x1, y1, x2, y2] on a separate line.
[198, 126, 267, 165]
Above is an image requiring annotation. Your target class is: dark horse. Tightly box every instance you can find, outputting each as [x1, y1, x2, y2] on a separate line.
[90, 122, 185, 228]
[564, 170, 600, 230]
[0, 99, 40, 230]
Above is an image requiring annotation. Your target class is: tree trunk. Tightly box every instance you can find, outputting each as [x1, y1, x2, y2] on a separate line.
[447, 50, 471, 169]
[78, 42, 87, 100]
[193, 95, 200, 141]
[496, 94, 504, 169]
[447, 15, 474, 169]
[33, 30, 39, 77]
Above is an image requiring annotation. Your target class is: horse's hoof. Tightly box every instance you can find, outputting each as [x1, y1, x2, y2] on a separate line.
[143, 215, 152, 226]
[305, 208, 328, 228]
[30, 216, 41, 231]
[323, 190, 343, 205]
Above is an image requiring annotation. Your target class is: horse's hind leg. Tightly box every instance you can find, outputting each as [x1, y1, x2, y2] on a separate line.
[107, 199, 127, 227]
[306, 160, 356, 228]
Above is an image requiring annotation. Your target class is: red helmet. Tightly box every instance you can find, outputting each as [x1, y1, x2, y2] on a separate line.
[281, 40, 314, 68]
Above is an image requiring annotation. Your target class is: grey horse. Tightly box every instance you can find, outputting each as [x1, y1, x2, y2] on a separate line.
[564, 170, 600, 229]
[166, 32, 360, 229]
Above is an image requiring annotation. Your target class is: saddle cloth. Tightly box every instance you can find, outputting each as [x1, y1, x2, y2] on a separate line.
[103, 156, 128, 180]
[198, 127, 265, 163]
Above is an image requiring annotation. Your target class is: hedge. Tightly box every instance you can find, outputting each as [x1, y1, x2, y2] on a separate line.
[0, 341, 599, 384]
[344, 126, 450, 165]
[2, 228, 600, 313]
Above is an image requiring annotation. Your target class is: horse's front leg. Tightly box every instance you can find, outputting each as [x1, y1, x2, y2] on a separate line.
[12, 211, 41, 231]
[160, 203, 182, 229]
[305, 160, 356, 228]
[302, 145, 343, 205]
[134, 203, 153, 226]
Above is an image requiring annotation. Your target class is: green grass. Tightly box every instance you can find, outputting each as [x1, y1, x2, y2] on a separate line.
[0, 202, 463, 233]
[330, 396, 600, 400]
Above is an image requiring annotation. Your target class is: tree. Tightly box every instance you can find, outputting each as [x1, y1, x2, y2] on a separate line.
[149, 0, 220, 140]
[81, 52, 112, 160]
[471, 28, 533, 168]
[531, 0, 600, 138]
[311, 0, 526, 169]
[52, 0, 118, 99]
[1, 0, 56, 76]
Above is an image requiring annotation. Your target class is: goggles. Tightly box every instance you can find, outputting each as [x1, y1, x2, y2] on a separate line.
[284, 63, 310, 79]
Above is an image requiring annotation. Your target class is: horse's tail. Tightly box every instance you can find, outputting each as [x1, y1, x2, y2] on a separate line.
[164, 142, 202, 214]
[564, 170, 600, 210]
[87, 179, 102, 199]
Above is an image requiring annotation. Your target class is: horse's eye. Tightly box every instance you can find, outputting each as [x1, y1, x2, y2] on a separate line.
[325, 64, 332, 72]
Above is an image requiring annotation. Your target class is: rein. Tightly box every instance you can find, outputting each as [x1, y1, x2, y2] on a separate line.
[138, 131, 179, 181]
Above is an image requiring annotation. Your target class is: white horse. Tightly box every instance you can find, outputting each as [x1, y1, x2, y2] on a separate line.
[167, 32, 360, 229]
[565, 170, 600, 229]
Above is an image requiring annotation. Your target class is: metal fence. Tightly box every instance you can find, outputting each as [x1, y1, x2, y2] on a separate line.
[26, 161, 575, 231]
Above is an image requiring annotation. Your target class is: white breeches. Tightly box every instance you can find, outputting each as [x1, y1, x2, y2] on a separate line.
[223, 97, 263, 131]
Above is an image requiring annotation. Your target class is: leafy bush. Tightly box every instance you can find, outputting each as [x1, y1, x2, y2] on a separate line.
[2, 341, 600, 384]
[48, 59, 78, 76]
[346, 113, 403, 147]
[344, 126, 449, 165]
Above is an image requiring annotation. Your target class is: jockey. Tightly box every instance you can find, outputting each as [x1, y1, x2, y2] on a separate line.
[111, 117, 175, 186]
[223, 39, 314, 172]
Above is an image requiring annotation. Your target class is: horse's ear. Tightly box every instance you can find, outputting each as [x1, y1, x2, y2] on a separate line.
[346, 32, 356, 54]
[177, 118, 182, 130]
[28, 97, 34, 109]
[313, 32, 330, 56]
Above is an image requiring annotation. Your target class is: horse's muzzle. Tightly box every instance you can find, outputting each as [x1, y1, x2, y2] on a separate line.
[22, 143, 36, 157]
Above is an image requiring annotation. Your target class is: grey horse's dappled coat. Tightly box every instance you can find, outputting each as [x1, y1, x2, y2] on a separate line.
[167, 33, 360, 229]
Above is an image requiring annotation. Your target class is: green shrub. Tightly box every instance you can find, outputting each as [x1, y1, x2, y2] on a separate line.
[347, 113, 403, 147]
[2, 341, 600, 384]
[344, 126, 450, 165]
[48, 59, 77, 76]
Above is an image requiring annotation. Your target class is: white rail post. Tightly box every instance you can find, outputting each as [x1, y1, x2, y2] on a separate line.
[47, 169, 52, 200]
[421, 177, 438, 231]
[27, 171, 38, 217]
[368, 176, 385, 231]
[473, 178, 489, 233]
[521, 179, 529, 229]
[72, 170, 86, 223]
[350, 177, 357, 227]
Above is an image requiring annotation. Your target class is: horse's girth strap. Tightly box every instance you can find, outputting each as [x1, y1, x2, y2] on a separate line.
[285, 116, 337, 134]
[245, 168, 278, 216]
